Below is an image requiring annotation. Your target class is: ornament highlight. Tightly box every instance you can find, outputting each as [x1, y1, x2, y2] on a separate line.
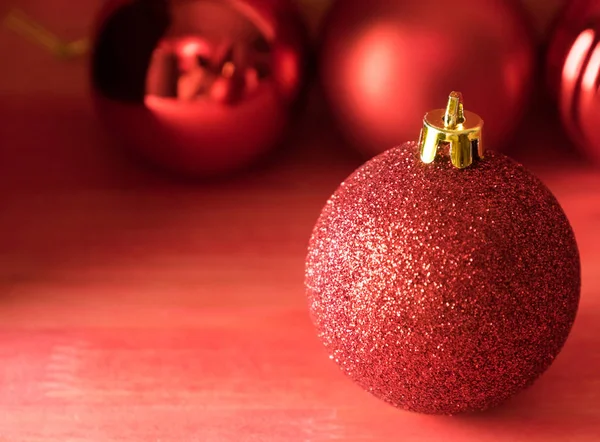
[305, 93, 580, 415]
[91, 0, 307, 176]
[318, 0, 534, 158]
[547, 0, 600, 163]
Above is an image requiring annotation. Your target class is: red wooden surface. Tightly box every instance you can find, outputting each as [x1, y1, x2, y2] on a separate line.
[1, 0, 599, 440]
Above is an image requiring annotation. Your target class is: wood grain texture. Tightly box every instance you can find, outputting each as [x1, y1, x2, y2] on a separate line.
[0, 1, 599, 440]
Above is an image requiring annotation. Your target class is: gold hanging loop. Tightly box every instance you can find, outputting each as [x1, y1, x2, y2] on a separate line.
[418, 91, 484, 169]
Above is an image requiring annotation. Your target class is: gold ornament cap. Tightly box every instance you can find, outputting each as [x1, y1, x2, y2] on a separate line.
[418, 92, 484, 169]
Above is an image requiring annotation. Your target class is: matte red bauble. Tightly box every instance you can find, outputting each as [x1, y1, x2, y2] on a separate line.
[547, 0, 600, 163]
[318, 0, 534, 158]
[305, 93, 580, 415]
[91, 0, 307, 176]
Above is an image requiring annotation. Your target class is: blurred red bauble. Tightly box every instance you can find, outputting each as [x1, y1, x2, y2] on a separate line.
[318, 0, 534, 157]
[91, 0, 307, 176]
[547, 0, 600, 163]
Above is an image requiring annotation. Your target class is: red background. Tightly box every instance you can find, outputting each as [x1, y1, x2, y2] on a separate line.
[0, 0, 599, 440]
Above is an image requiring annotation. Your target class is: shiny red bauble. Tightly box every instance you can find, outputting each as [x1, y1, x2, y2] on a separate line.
[547, 0, 600, 163]
[318, 0, 535, 158]
[306, 142, 580, 415]
[91, 0, 307, 176]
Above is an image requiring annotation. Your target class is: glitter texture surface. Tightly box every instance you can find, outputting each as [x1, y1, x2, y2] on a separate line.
[305, 142, 581, 415]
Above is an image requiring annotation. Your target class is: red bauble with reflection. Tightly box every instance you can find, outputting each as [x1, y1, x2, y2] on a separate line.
[547, 0, 600, 163]
[91, 0, 307, 176]
[318, 0, 534, 158]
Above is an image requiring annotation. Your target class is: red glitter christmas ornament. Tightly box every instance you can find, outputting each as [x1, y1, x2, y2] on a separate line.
[318, 0, 534, 158]
[305, 93, 580, 415]
[91, 0, 307, 176]
[547, 0, 600, 163]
